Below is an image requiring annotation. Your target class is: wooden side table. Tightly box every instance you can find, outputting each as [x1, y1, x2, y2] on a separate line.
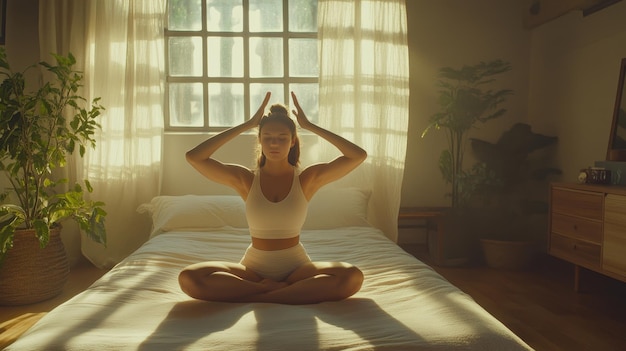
[398, 207, 448, 265]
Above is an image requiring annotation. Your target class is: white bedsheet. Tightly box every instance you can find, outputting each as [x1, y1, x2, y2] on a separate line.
[8, 227, 533, 350]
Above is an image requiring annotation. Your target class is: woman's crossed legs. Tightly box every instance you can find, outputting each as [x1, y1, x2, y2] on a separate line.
[178, 260, 363, 305]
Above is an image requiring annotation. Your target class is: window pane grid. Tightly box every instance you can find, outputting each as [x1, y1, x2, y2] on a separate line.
[165, 0, 317, 131]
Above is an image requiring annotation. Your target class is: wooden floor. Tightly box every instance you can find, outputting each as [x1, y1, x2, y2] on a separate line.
[2, 250, 626, 350]
[402, 244, 626, 351]
[0, 258, 108, 349]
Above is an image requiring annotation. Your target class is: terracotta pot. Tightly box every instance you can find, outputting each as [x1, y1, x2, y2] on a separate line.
[0, 227, 69, 305]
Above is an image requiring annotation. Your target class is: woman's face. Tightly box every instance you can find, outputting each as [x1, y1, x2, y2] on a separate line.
[259, 121, 295, 163]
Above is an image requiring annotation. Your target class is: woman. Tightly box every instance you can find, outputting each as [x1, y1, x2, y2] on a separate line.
[179, 91, 367, 304]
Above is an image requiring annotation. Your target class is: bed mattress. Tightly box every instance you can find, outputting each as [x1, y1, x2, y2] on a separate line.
[8, 226, 532, 350]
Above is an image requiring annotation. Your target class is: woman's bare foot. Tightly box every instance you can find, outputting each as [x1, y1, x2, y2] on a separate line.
[259, 278, 289, 291]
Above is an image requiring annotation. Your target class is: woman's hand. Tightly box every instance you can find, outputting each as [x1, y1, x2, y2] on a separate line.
[291, 91, 313, 130]
[248, 92, 271, 128]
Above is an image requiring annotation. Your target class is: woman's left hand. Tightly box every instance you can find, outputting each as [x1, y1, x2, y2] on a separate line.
[247, 92, 271, 128]
[291, 91, 313, 130]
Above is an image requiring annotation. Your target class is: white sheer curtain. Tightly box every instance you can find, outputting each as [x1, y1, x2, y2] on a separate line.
[317, 0, 409, 242]
[39, 0, 165, 268]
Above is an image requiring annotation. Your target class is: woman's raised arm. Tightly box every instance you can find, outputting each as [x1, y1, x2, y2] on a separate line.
[292, 92, 367, 197]
[186, 92, 271, 197]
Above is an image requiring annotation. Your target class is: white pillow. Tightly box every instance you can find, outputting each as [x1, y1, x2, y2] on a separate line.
[138, 188, 371, 237]
[303, 187, 371, 229]
[137, 195, 248, 237]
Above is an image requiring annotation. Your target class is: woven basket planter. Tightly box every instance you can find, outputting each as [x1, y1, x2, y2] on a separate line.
[0, 226, 70, 305]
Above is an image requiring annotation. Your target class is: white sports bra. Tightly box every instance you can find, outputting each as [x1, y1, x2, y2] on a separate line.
[245, 168, 309, 239]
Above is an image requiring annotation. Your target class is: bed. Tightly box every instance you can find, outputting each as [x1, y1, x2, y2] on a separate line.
[7, 189, 533, 350]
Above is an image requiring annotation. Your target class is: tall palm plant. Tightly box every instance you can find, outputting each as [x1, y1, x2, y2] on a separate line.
[422, 59, 513, 207]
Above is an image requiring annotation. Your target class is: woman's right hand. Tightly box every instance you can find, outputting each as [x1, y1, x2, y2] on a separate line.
[291, 91, 313, 130]
[247, 92, 271, 128]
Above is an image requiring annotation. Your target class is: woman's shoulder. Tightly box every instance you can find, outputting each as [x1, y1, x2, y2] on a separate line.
[228, 164, 255, 186]
[297, 164, 318, 179]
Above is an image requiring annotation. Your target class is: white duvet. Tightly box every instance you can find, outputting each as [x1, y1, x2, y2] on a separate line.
[8, 226, 533, 350]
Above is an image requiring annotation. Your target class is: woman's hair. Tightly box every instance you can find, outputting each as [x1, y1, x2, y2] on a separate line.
[256, 103, 300, 168]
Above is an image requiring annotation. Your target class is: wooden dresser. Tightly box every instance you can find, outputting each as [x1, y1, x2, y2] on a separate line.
[549, 182, 626, 290]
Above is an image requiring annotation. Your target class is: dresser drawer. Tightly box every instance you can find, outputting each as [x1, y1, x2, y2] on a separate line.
[551, 212, 602, 244]
[551, 187, 603, 220]
[549, 233, 601, 269]
[603, 194, 626, 277]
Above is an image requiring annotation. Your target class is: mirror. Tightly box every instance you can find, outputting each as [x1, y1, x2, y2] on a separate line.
[607, 58, 626, 161]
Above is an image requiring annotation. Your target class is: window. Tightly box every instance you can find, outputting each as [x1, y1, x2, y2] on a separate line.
[166, 0, 319, 131]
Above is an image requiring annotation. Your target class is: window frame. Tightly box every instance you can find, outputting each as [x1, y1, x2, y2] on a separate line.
[164, 0, 318, 132]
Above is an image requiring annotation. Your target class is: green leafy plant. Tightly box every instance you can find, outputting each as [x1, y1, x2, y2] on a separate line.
[0, 47, 106, 263]
[422, 59, 513, 207]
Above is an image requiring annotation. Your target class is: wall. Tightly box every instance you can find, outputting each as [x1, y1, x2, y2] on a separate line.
[528, 0, 626, 181]
[4, 0, 38, 71]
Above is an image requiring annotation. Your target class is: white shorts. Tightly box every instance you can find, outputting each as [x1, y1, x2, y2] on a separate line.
[239, 243, 311, 281]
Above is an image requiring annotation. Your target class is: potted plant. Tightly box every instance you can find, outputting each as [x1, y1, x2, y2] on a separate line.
[422, 59, 513, 208]
[421, 59, 513, 265]
[0, 47, 107, 305]
[470, 123, 561, 269]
